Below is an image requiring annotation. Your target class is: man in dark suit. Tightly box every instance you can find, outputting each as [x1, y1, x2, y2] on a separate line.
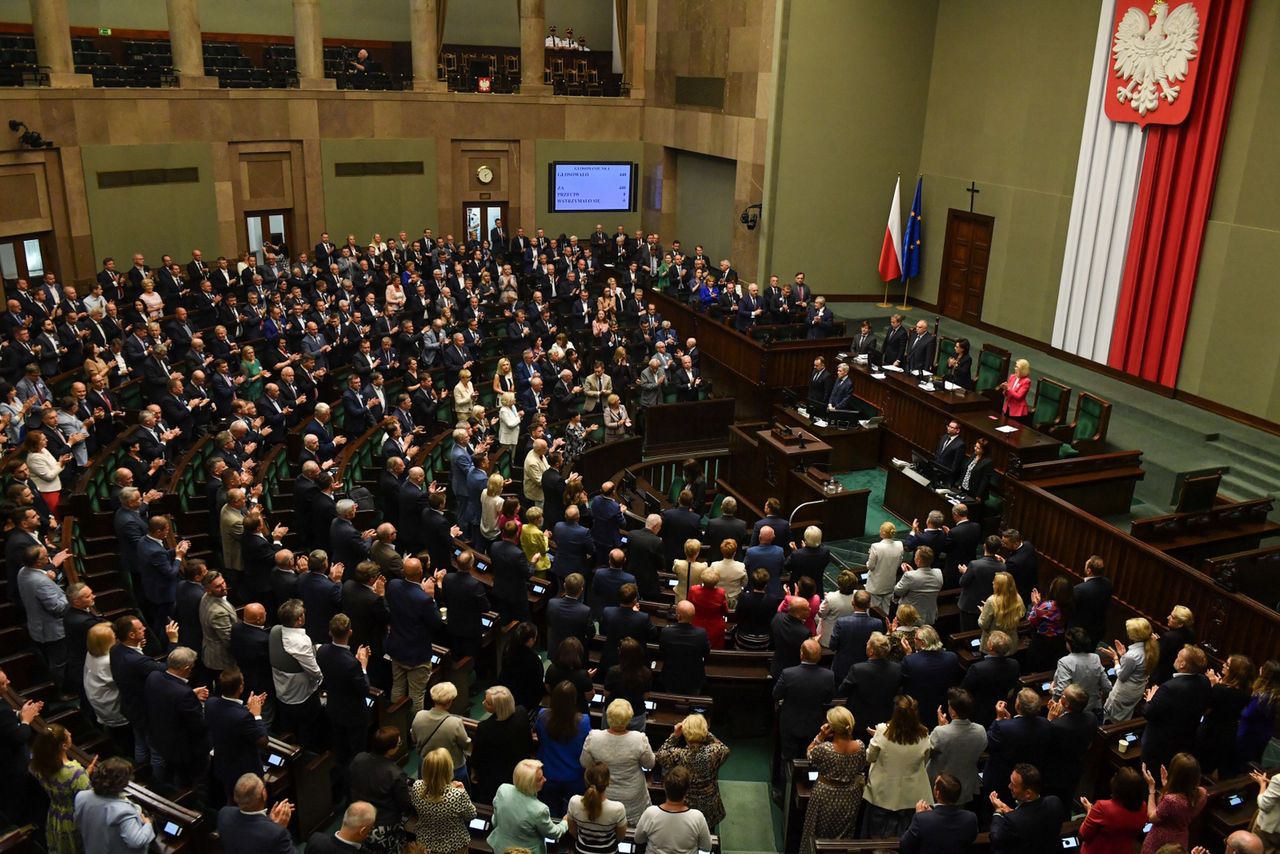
[904, 319, 936, 374]
[851, 320, 877, 357]
[138, 516, 190, 636]
[943, 504, 983, 588]
[1141, 644, 1211, 773]
[624, 515, 666, 600]
[306, 801, 377, 853]
[770, 598, 812, 679]
[315, 613, 371, 771]
[551, 506, 594, 584]
[386, 558, 444, 714]
[173, 559, 208, 659]
[229, 604, 272, 703]
[774, 638, 833, 764]
[490, 521, 533, 622]
[1069, 555, 1113, 647]
[900, 773, 979, 854]
[546, 573, 594, 657]
[983, 689, 1051, 803]
[658, 601, 710, 695]
[958, 535, 1004, 631]
[922, 421, 965, 485]
[882, 314, 909, 367]
[829, 591, 884, 684]
[807, 357, 834, 410]
[1045, 684, 1096, 804]
[599, 584, 656, 671]
[422, 492, 461, 576]
[826, 362, 855, 413]
[145, 646, 209, 790]
[205, 667, 269, 799]
[785, 528, 831, 595]
[746, 526, 787, 598]
[1001, 529, 1039, 607]
[988, 764, 1065, 854]
[438, 552, 490, 664]
[217, 773, 295, 854]
[899, 626, 961, 725]
[330, 500, 374, 571]
[589, 549, 635, 621]
[109, 615, 169, 773]
[704, 498, 751, 557]
[297, 553, 343, 645]
[960, 630, 1022, 727]
[241, 514, 284, 606]
[659, 495, 704, 566]
[341, 562, 391, 691]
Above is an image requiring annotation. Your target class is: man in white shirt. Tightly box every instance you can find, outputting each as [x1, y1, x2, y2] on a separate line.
[269, 598, 324, 751]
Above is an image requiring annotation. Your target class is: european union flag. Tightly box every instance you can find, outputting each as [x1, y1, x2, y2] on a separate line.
[901, 177, 923, 282]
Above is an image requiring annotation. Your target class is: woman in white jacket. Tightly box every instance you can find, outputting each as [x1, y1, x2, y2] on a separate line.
[865, 521, 904, 616]
[23, 431, 67, 516]
[497, 392, 522, 457]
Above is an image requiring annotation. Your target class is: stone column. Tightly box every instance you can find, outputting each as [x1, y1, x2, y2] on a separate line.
[165, 0, 217, 88]
[518, 0, 549, 94]
[409, 0, 445, 92]
[293, 0, 336, 89]
[28, 0, 89, 87]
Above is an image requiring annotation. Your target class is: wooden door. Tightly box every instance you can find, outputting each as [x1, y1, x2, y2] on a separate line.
[939, 209, 994, 324]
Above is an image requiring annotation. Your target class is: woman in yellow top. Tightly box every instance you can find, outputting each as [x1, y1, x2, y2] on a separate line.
[521, 505, 552, 577]
[977, 571, 1026, 651]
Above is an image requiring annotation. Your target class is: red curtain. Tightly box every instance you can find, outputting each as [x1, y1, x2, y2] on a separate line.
[1107, 0, 1249, 386]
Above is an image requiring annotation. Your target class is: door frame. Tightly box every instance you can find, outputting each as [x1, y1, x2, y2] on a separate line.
[938, 208, 995, 323]
[0, 232, 51, 293]
[461, 202, 509, 249]
[244, 209, 294, 265]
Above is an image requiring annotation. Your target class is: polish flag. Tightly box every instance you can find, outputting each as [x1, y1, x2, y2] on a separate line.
[878, 176, 903, 282]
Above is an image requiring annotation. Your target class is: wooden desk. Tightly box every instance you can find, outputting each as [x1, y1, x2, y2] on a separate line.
[847, 363, 992, 463]
[1013, 450, 1145, 516]
[883, 464, 952, 528]
[774, 404, 881, 471]
[730, 425, 830, 507]
[955, 411, 1062, 471]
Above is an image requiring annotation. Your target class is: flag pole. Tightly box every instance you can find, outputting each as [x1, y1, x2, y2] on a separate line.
[897, 275, 912, 311]
[878, 279, 893, 309]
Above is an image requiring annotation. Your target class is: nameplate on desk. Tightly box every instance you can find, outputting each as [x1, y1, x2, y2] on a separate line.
[995, 425, 1020, 434]
[881, 364, 904, 373]
[943, 381, 961, 392]
[870, 373, 887, 380]
[918, 382, 936, 392]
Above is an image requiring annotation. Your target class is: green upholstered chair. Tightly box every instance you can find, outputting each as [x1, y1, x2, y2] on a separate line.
[934, 336, 960, 375]
[1030, 377, 1071, 432]
[1055, 392, 1111, 456]
[667, 476, 685, 505]
[976, 344, 1010, 398]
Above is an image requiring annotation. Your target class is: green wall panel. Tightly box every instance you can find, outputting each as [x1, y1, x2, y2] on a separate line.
[319, 138, 438, 243]
[533, 139, 644, 239]
[675, 151, 735, 267]
[80, 143, 219, 268]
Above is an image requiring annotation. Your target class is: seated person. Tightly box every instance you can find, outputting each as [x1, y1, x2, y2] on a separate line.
[952, 438, 992, 503]
[942, 338, 975, 390]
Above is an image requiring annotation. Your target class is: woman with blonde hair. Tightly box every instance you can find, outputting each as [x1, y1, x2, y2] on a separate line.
[1104, 617, 1159, 722]
[978, 571, 1025, 651]
[452, 368, 476, 423]
[567, 762, 628, 853]
[862, 695, 931, 837]
[410, 747, 476, 854]
[138, 277, 164, 319]
[602, 393, 631, 440]
[580, 699, 656, 824]
[709, 538, 747, 610]
[888, 603, 921, 662]
[488, 759, 568, 854]
[23, 431, 67, 515]
[866, 521, 902, 615]
[800, 705, 865, 853]
[479, 472, 506, 544]
[689, 567, 729, 648]
[521, 505, 552, 577]
[84, 623, 131, 753]
[672, 538, 709, 602]
[493, 357, 516, 395]
[498, 391, 521, 456]
[655, 713, 730, 830]
[470, 686, 534, 805]
[999, 358, 1032, 422]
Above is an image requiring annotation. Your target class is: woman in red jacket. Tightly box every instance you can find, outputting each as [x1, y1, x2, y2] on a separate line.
[688, 566, 729, 649]
[999, 358, 1032, 423]
[1079, 767, 1148, 854]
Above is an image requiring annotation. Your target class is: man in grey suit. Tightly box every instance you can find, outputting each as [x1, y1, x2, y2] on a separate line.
[927, 687, 989, 806]
[893, 545, 943, 627]
[369, 524, 404, 580]
[637, 357, 666, 409]
[199, 571, 239, 674]
[17, 545, 70, 694]
[220, 488, 247, 574]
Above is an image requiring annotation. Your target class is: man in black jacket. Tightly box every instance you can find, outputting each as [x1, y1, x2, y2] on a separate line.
[943, 504, 983, 588]
[900, 773, 979, 854]
[984, 689, 1051, 803]
[660, 494, 703, 565]
[1141, 644, 1211, 773]
[770, 598, 812, 679]
[0, 666, 41, 819]
[241, 513, 286, 605]
[145, 646, 209, 791]
[599, 584, 656, 671]
[1045, 684, 1096, 804]
[988, 764, 1065, 854]
[422, 492, 462, 574]
[960, 630, 1022, 727]
[659, 601, 710, 695]
[773, 639, 834, 795]
[546, 573, 593, 657]
[341, 562, 390, 691]
[1069, 555, 1112, 647]
[704, 497, 751, 557]
[625, 514, 666, 599]
[957, 536, 1004, 631]
[315, 614, 371, 773]
[205, 667, 269, 799]
[330, 499, 374, 571]
[229, 604, 272, 713]
[490, 522, 533, 622]
[1001, 529, 1039, 606]
[109, 615, 173, 775]
[807, 357, 834, 410]
[438, 552, 491, 664]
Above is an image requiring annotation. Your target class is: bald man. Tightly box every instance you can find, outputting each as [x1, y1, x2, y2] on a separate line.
[770, 597, 812, 678]
[228, 602, 273, 724]
[370, 523, 404, 580]
[773, 637, 833, 790]
[659, 600, 710, 695]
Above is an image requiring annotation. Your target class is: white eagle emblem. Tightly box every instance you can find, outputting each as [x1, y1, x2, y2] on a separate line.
[1112, 0, 1200, 116]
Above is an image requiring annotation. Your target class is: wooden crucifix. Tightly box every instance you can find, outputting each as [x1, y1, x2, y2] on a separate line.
[966, 181, 980, 212]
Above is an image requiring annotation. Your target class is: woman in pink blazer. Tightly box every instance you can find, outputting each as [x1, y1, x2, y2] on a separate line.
[999, 358, 1032, 422]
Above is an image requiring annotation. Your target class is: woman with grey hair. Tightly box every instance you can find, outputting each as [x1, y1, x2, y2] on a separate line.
[580, 699, 656, 824]
[73, 758, 155, 853]
[471, 685, 534, 804]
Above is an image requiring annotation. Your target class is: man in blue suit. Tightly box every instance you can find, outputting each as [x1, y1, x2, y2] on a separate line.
[745, 526, 787, 597]
[599, 584, 655, 671]
[315, 614, 371, 771]
[900, 773, 979, 854]
[303, 403, 346, 462]
[144, 646, 209, 790]
[829, 591, 885, 684]
[217, 773, 295, 854]
[751, 498, 792, 549]
[588, 482, 626, 560]
[113, 488, 149, 594]
[735, 282, 765, 331]
[205, 667, 269, 799]
[448, 429, 473, 497]
[983, 689, 1051, 804]
[385, 559, 444, 714]
[551, 506, 594, 583]
[827, 362, 854, 411]
[546, 573, 595, 656]
[989, 764, 1065, 854]
[773, 639, 834, 770]
[905, 510, 950, 562]
[589, 549, 635, 621]
[341, 374, 375, 438]
[138, 516, 190, 635]
[109, 615, 173, 774]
